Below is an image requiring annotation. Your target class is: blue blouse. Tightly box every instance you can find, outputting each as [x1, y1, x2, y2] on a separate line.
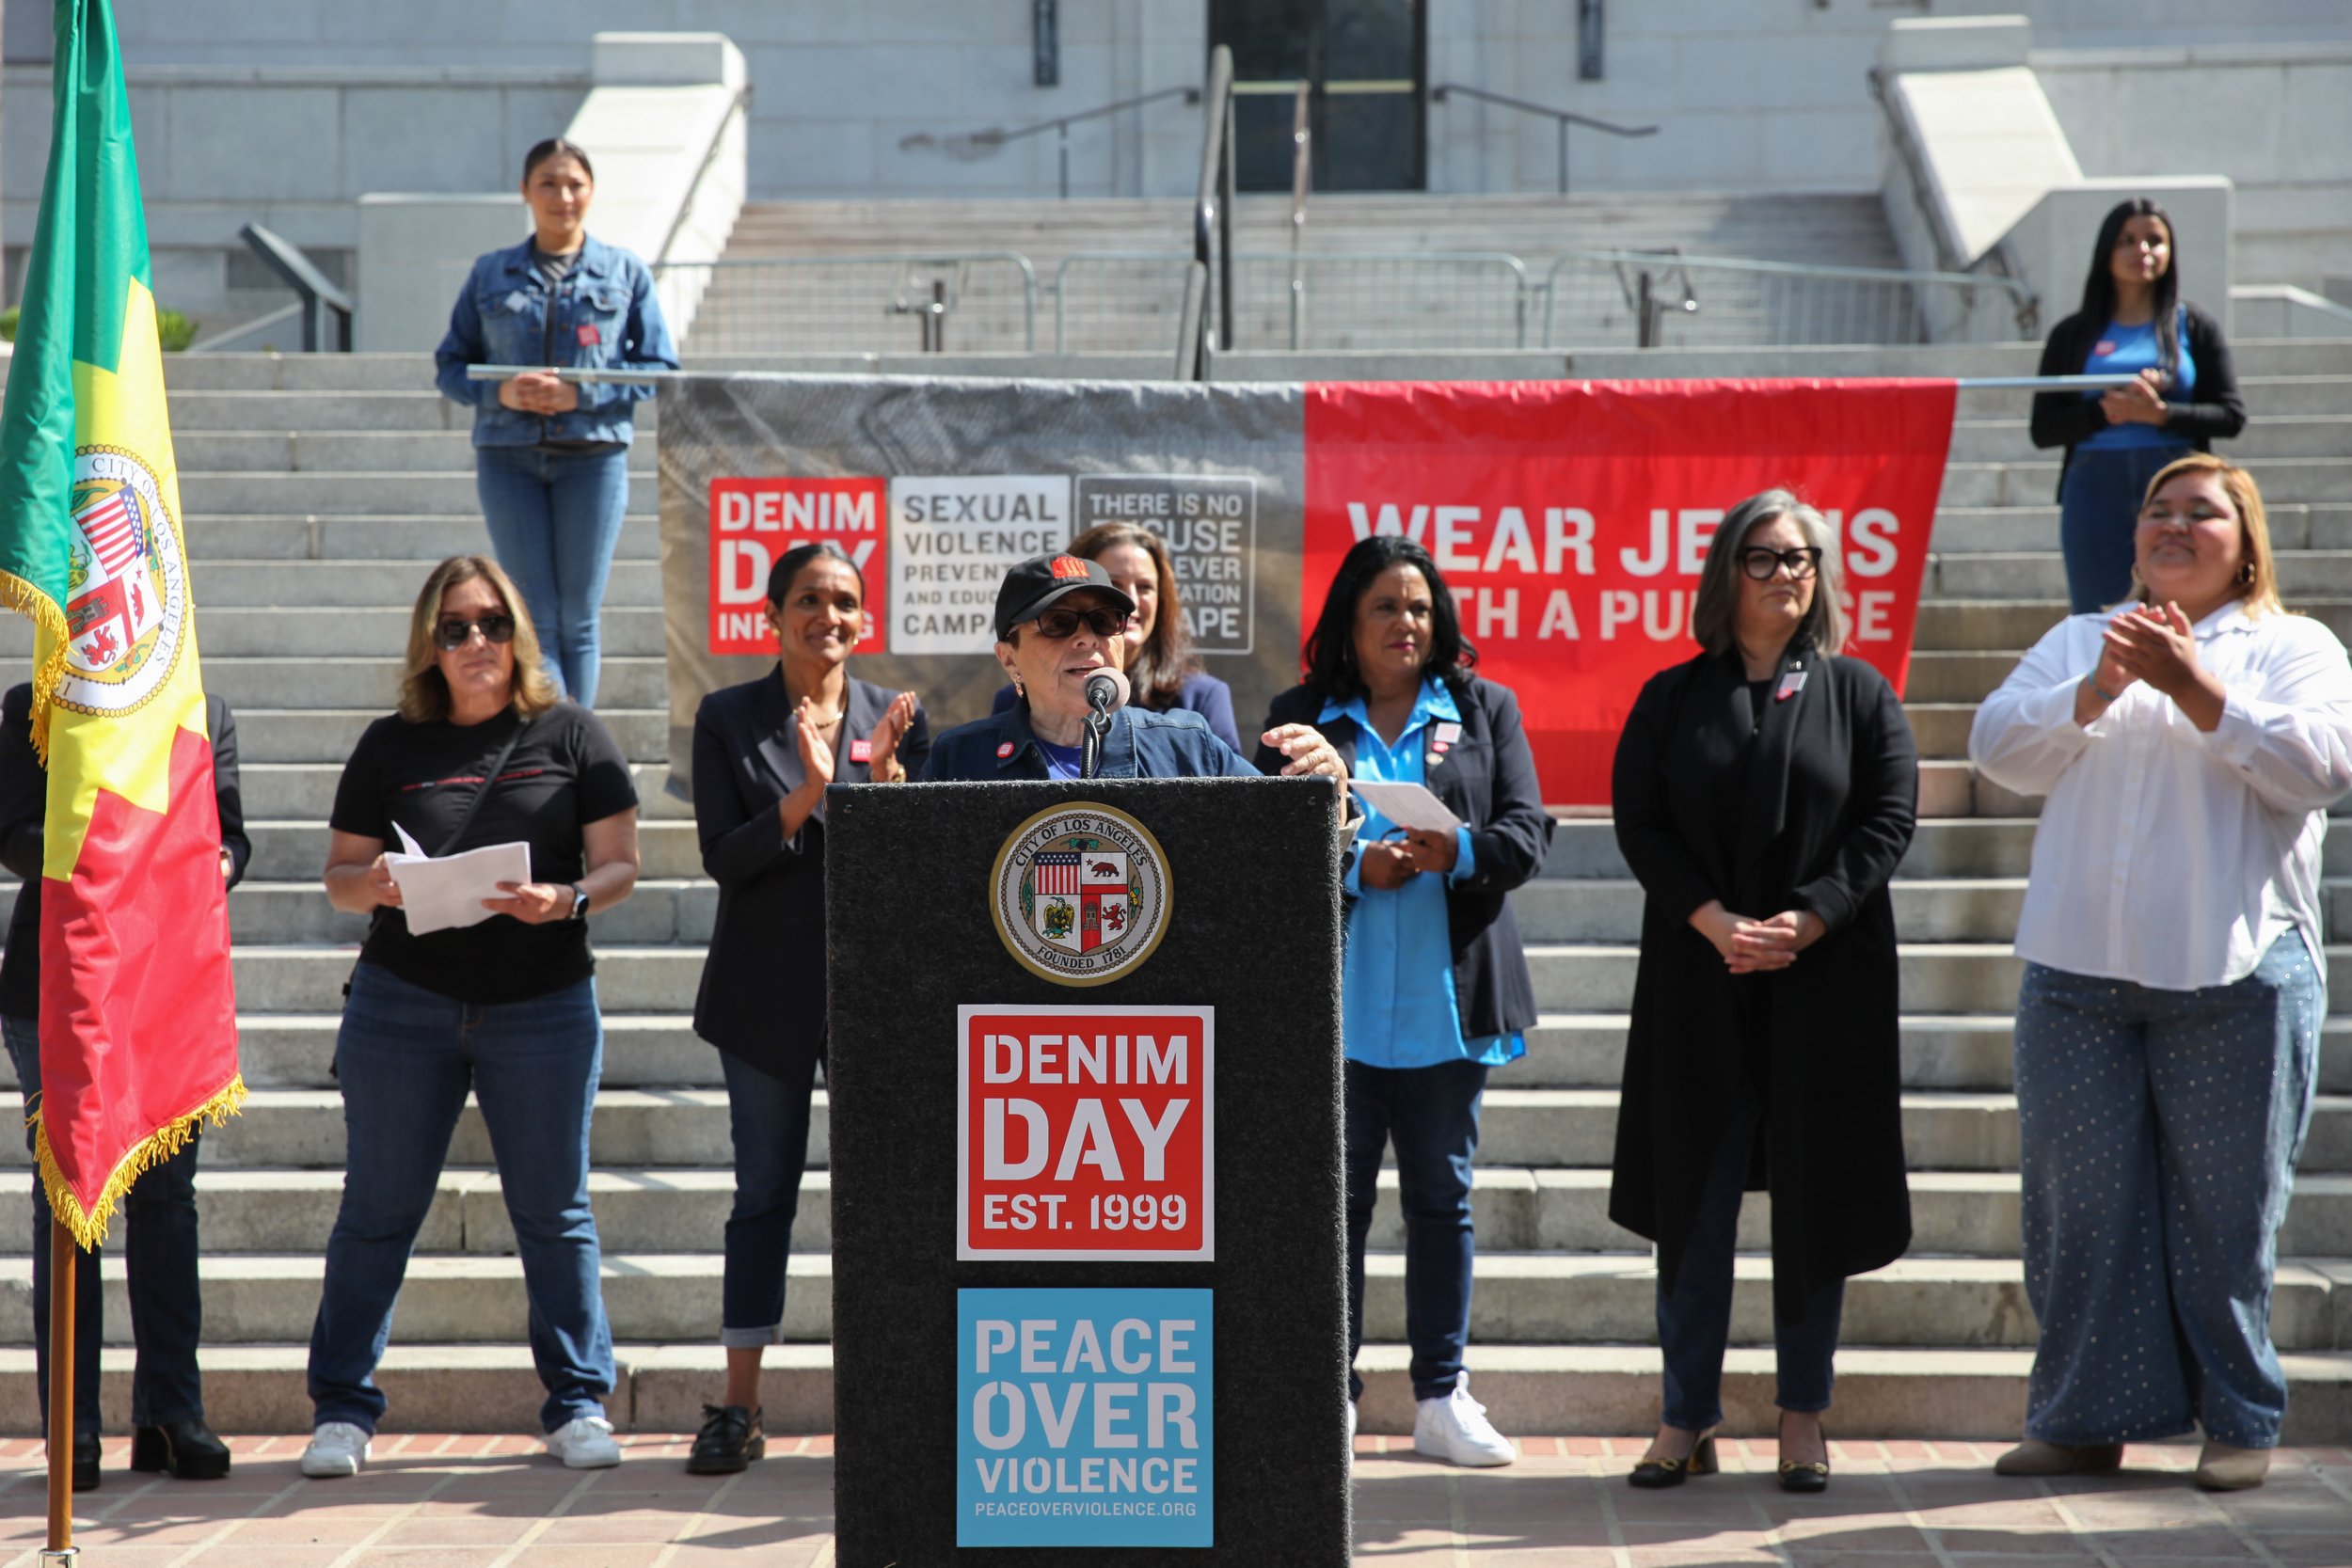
[1327, 679, 1523, 1070]
[2078, 309, 2197, 452]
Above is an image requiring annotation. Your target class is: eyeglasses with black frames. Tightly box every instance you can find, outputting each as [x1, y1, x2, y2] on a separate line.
[1738, 546, 1823, 582]
[433, 614, 517, 651]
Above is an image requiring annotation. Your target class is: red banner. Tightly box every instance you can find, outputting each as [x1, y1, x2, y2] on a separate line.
[1303, 379, 1957, 803]
[707, 476, 889, 656]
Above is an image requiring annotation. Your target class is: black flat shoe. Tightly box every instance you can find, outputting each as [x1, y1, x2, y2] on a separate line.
[69, 1430, 101, 1493]
[686, 1403, 765, 1475]
[131, 1419, 232, 1481]
[1629, 1431, 1717, 1489]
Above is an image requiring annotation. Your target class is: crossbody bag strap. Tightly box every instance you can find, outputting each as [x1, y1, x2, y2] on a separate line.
[436, 715, 532, 857]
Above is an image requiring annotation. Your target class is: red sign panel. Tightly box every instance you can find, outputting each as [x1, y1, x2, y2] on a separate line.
[1303, 378, 1958, 803]
[707, 476, 889, 656]
[957, 1004, 1214, 1261]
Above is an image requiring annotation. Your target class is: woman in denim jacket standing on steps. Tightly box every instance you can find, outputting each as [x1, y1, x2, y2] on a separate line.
[435, 136, 679, 707]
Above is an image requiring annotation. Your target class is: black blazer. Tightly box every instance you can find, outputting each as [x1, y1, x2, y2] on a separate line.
[1257, 675, 1553, 1041]
[690, 672, 931, 1074]
[1608, 646, 1915, 1317]
[1, 687, 249, 1020]
[2030, 299, 2245, 499]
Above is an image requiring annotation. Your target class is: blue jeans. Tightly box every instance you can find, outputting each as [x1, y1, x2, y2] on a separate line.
[719, 1050, 819, 1349]
[4, 1013, 206, 1433]
[475, 443, 631, 706]
[2014, 931, 2321, 1449]
[1344, 1057, 1487, 1402]
[308, 964, 613, 1434]
[2058, 441, 2191, 613]
[1654, 1097, 1845, 1431]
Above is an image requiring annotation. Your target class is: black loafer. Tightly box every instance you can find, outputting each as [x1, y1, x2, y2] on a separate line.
[131, 1418, 233, 1481]
[70, 1430, 102, 1493]
[686, 1403, 764, 1475]
[1629, 1432, 1717, 1489]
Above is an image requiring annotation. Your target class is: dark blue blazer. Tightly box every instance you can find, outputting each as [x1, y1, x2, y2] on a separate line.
[691, 671, 930, 1071]
[989, 670, 1242, 752]
[921, 703, 1258, 783]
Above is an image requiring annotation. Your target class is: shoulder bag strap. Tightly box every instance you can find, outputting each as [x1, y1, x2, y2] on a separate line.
[436, 716, 532, 857]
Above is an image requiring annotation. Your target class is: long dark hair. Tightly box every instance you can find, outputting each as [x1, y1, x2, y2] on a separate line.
[2079, 197, 2180, 379]
[1067, 522, 1199, 708]
[1302, 535, 1476, 701]
[766, 540, 864, 604]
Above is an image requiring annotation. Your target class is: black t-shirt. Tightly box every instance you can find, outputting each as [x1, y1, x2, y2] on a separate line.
[329, 703, 636, 1005]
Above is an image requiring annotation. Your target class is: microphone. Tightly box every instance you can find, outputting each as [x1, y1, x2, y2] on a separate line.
[1080, 669, 1128, 780]
[1085, 669, 1131, 716]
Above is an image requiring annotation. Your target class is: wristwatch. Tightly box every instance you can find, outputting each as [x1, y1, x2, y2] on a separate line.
[567, 884, 592, 922]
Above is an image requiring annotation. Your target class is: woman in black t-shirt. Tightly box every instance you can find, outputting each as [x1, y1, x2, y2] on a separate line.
[303, 555, 641, 1481]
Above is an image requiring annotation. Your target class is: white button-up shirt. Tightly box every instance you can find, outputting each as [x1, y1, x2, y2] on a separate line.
[1969, 602, 2352, 990]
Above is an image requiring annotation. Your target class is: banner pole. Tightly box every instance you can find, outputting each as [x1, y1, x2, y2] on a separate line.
[466, 366, 2148, 392]
[44, 1217, 76, 1565]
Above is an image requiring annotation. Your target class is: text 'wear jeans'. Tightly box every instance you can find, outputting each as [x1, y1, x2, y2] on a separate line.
[719, 1049, 820, 1348]
[1654, 1096, 1844, 1432]
[4, 1013, 205, 1433]
[2013, 930, 2321, 1449]
[1344, 1056, 1487, 1403]
[307, 964, 613, 1435]
[475, 443, 631, 707]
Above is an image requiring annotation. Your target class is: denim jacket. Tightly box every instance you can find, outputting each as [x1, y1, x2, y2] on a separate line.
[920, 704, 1260, 782]
[433, 234, 680, 448]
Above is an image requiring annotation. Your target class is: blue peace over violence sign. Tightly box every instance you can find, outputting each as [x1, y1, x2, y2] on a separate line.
[956, 1288, 1215, 1547]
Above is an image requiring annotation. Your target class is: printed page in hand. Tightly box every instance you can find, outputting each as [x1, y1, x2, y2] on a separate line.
[388, 823, 534, 936]
[1349, 781, 1465, 834]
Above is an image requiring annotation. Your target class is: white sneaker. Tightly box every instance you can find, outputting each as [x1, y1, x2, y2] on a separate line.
[299, 1421, 372, 1479]
[1413, 1380, 1516, 1467]
[545, 1415, 622, 1469]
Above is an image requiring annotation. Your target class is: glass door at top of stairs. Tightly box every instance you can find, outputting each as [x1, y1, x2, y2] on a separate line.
[1212, 0, 1426, 192]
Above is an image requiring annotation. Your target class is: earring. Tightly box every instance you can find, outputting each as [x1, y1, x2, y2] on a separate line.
[2238, 561, 2255, 585]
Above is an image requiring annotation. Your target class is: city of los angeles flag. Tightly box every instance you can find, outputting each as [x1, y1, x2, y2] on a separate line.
[0, 0, 239, 1247]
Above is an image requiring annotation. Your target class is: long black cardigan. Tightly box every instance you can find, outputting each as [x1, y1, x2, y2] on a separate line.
[1258, 674, 1553, 1041]
[1607, 645, 1916, 1317]
[2029, 299, 2246, 500]
[690, 672, 931, 1077]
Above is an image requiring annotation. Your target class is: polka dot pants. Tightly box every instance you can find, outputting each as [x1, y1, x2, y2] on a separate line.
[2012, 931, 2321, 1449]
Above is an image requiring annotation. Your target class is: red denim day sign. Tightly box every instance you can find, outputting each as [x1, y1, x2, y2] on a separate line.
[957, 1004, 1215, 1261]
[707, 476, 890, 656]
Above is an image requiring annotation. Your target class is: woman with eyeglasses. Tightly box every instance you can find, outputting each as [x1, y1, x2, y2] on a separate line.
[2030, 197, 2245, 614]
[1609, 491, 1917, 1494]
[1972, 456, 2352, 1493]
[684, 542, 928, 1475]
[1259, 534, 1553, 1467]
[306, 555, 642, 1480]
[921, 552, 1346, 784]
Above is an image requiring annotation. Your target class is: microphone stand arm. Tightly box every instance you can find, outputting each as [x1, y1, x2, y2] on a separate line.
[1080, 708, 1111, 780]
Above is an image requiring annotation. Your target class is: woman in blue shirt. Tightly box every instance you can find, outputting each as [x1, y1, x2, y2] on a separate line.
[2030, 198, 2245, 613]
[435, 137, 680, 706]
[1259, 535, 1552, 1467]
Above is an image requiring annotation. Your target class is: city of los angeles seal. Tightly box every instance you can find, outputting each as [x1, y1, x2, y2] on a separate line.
[991, 802, 1172, 987]
[58, 445, 189, 716]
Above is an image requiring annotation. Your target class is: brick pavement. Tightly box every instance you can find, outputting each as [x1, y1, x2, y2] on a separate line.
[3, 1435, 2347, 1566]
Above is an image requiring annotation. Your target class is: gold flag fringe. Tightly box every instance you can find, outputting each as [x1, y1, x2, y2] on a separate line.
[0, 567, 68, 765]
[32, 1075, 246, 1251]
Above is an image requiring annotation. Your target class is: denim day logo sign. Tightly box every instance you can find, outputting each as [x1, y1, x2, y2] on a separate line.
[957, 1289, 1213, 1547]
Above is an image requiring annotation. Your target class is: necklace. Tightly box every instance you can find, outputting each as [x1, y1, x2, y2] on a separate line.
[781, 673, 846, 728]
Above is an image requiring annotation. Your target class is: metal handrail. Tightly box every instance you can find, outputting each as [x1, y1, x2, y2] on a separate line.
[1541, 248, 2039, 348]
[1193, 46, 1238, 370]
[1427, 83, 1657, 196]
[1174, 261, 1210, 380]
[237, 223, 352, 352]
[1288, 83, 1312, 350]
[1865, 68, 2039, 335]
[898, 84, 1200, 200]
[653, 251, 1040, 353]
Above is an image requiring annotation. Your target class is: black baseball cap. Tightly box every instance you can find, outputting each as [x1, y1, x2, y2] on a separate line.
[993, 553, 1136, 641]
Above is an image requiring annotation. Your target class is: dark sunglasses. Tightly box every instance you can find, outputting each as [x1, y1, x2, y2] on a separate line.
[1739, 546, 1822, 582]
[433, 614, 516, 651]
[1029, 607, 1131, 641]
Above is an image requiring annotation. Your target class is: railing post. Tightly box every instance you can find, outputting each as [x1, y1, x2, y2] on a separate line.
[1058, 121, 1070, 200]
[1219, 92, 1237, 352]
[1558, 119, 1569, 198]
[1637, 270, 1654, 349]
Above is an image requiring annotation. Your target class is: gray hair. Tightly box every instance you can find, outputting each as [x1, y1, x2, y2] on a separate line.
[1690, 489, 1848, 658]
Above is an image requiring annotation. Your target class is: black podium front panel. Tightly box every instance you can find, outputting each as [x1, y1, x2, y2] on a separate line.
[827, 778, 1350, 1565]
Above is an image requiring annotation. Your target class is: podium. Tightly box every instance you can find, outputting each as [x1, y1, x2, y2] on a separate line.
[825, 777, 1352, 1565]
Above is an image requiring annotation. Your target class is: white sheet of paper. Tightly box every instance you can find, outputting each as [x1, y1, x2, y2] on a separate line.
[1351, 781, 1464, 834]
[387, 824, 533, 937]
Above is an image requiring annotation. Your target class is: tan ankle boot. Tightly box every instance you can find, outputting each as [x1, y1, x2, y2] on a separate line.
[1993, 1438, 2124, 1477]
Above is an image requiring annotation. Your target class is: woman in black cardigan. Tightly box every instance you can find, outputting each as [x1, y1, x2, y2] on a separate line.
[1260, 535, 1553, 1466]
[2030, 197, 2246, 613]
[1609, 490, 1917, 1494]
[686, 542, 929, 1475]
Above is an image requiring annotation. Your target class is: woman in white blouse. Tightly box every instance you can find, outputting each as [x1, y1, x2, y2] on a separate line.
[1970, 453, 2352, 1493]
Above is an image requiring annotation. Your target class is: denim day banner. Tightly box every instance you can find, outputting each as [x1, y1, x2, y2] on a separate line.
[957, 1288, 1215, 1547]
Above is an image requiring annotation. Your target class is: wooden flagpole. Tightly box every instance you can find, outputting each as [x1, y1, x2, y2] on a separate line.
[46, 1216, 76, 1562]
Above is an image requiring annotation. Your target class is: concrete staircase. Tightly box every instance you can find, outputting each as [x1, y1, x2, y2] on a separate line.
[3, 341, 2351, 1440]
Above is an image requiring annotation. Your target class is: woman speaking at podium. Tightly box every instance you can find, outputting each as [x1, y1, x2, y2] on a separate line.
[1260, 535, 1552, 1468]
[684, 542, 928, 1475]
[922, 553, 1346, 784]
